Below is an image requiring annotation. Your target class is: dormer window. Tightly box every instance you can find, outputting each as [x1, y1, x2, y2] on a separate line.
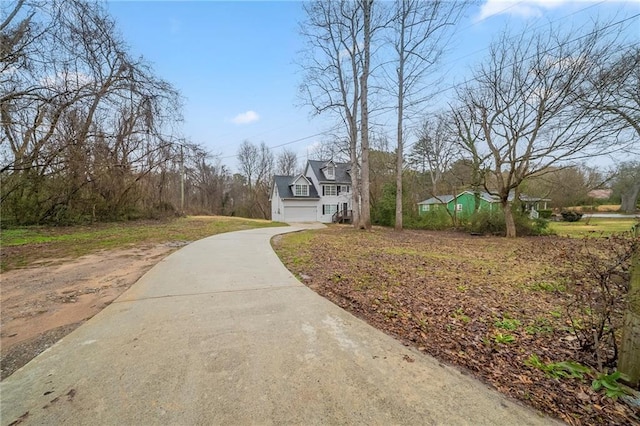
[325, 163, 335, 180]
[294, 184, 308, 196]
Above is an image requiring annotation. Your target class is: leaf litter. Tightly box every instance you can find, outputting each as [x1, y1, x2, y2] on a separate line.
[273, 227, 639, 425]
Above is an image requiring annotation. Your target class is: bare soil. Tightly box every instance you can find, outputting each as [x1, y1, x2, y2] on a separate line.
[0, 244, 179, 379]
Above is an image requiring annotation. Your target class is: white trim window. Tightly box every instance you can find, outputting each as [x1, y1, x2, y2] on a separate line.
[323, 185, 337, 196]
[323, 204, 338, 215]
[340, 185, 350, 193]
[455, 203, 463, 212]
[294, 184, 309, 196]
[423, 204, 430, 212]
[325, 165, 335, 179]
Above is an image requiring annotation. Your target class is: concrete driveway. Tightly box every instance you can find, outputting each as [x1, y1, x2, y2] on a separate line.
[1, 225, 558, 425]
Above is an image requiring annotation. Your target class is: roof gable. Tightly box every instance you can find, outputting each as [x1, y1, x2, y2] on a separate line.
[321, 160, 336, 179]
[272, 175, 319, 200]
[291, 174, 311, 186]
[418, 190, 549, 205]
[307, 159, 351, 183]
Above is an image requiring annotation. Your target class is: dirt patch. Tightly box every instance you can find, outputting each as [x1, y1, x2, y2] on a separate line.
[1, 244, 177, 379]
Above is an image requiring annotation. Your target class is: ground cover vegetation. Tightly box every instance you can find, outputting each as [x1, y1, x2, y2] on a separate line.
[1, 216, 282, 271]
[273, 227, 640, 425]
[550, 218, 639, 239]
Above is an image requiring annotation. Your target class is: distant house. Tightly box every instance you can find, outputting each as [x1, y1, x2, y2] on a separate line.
[417, 190, 550, 219]
[587, 189, 613, 200]
[270, 159, 353, 223]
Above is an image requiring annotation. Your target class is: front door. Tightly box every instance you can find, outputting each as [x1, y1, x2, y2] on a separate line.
[343, 203, 348, 214]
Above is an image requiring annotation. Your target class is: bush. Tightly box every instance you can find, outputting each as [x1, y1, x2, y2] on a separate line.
[371, 183, 396, 227]
[532, 218, 554, 236]
[561, 211, 583, 222]
[538, 209, 553, 219]
[464, 209, 551, 236]
[467, 210, 505, 235]
[559, 235, 638, 368]
[406, 208, 452, 230]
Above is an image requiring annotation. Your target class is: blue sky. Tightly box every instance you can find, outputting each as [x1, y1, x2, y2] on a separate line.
[106, 1, 640, 171]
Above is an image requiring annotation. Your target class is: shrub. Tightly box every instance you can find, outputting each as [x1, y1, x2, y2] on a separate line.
[464, 209, 551, 236]
[538, 209, 553, 219]
[559, 234, 638, 369]
[406, 208, 451, 230]
[467, 210, 505, 235]
[561, 211, 583, 222]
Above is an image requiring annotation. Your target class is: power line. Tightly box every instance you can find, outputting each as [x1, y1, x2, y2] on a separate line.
[444, 0, 607, 68]
[218, 11, 638, 163]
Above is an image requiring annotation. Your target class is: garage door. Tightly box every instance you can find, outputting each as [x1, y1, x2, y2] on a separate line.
[284, 206, 317, 222]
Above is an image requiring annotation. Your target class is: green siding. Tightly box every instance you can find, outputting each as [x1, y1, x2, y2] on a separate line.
[420, 192, 498, 219]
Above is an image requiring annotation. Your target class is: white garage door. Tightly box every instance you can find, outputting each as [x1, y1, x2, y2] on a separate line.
[285, 206, 317, 222]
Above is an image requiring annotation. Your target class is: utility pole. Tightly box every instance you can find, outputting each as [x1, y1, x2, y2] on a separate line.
[180, 144, 185, 216]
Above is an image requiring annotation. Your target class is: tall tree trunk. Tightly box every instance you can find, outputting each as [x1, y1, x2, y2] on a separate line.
[395, 132, 403, 231]
[620, 182, 640, 213]
[349, 134, 361, 228]
[395, 20, 405, 232]
[359, 0, 372, 230]
[619, 225, 640, 388]
[503, 200, 516, 238]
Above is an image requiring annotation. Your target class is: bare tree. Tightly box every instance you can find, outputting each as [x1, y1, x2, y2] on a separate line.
[584, 45, 640, 212]
[0, 0, 184, 224]
[585, 45, 640, 141]
[411, 114, 459, 196]
[276, 148, 298, 176]
[356, 0, 374, 229]
[387, 0, 466, 231]
[236, 140, 273, 219]
[300, 0, 381, 229]
[451, 23, 623, 237]
[611, 161, 640, 214]
[237, 140, 259, 191]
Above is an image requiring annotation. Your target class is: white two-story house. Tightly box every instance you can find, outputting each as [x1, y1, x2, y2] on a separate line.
[270, 159, 353, 223]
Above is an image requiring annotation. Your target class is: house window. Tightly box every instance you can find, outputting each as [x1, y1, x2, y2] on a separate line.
[325, 165, 335, 179]
[294, 184, 308, 196]
[323, 185, 337, 196]
[423, 205, 430, 212]
[340, 185, 350, 193]
[323, 204, 338, 215]
[455, 204, 463, 212]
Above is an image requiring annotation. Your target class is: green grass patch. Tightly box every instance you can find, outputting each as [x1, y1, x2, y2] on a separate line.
[525, 354, 590, 379]
[494, 333, 516, 344]
[271, 230, 317, 269]
[494, 317, 521, 330]
[527, 280, 566, 293]
[549, 218, 638, 238]
[1, 216, 285, 271]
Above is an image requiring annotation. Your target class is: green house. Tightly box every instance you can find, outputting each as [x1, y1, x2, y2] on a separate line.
[417, 190, 549, 219]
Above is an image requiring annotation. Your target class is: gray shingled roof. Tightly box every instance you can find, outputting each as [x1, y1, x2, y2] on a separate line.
[273, 175, 320, 199]
[418, 194, 455, 205]
[418, 190, 549, 205]
[307, 160, 351, 184]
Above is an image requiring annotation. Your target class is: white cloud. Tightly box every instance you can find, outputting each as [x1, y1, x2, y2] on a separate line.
[232, 110, 260, 125]
[40, 71, 93, 90]
[476, 0, 568, 21]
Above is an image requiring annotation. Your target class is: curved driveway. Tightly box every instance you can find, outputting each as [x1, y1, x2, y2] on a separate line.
[1, 225, 558, 425]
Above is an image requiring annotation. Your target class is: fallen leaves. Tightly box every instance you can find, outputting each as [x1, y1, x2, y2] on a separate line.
[273, 227, 639, 425]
